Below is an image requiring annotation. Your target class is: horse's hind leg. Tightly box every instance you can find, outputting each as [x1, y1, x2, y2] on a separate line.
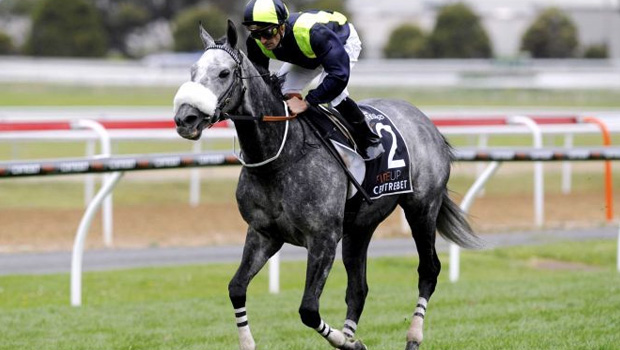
[299, 235, 358, 349]
[339, 223, 378, 349]
[400, 196, 442, 350]
[228, 227, 283, 350]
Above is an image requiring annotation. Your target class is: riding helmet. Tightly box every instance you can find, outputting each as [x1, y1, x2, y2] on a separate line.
[243, 0, 289, 26]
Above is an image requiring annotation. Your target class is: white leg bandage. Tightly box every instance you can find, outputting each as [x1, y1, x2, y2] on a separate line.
[406, 297, 428, 344]
[343, 319, 357, 338]
[316, 320, 346, 347]
[234, 307, 255, 350]
[414, 297, 428, 319]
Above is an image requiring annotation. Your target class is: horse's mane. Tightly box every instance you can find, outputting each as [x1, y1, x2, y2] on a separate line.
[255, 65, 286, 101]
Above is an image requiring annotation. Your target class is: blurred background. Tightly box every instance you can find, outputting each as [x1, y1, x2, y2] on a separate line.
[1, 0, 620, 88]
[1, 0, 620, 252]
[1, 0, 619, 60]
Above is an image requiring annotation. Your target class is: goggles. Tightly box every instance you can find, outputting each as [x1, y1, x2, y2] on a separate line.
[248, 24, 279, 40]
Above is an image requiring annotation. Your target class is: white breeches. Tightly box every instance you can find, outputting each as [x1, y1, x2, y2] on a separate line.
[278, 23, 362, 107]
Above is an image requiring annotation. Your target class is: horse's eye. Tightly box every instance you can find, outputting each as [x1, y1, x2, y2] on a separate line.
[219, 70, 231, 79]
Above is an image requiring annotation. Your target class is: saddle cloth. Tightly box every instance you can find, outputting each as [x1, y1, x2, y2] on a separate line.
[311, 104, 413, 200]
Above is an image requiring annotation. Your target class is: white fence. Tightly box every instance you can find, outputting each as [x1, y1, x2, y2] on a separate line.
[3, 144, 620, 305]
[6, 112, 619, 231]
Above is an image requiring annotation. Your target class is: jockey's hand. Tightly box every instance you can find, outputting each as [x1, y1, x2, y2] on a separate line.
[285, 96, 308, 116]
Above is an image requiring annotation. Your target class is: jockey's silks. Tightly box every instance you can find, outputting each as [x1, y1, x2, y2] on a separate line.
[246, 10, 352, 105]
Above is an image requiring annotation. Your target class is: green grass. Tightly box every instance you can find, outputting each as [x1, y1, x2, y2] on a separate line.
[350, 87, 620, 108]
[0, 83, 176, 106]
[0, 240, 618, 349]
[2, 82, 620, 108]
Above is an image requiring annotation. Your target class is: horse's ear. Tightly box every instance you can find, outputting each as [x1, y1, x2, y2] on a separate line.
[226, 19, 238, 48]
[199, 21, 215, 49]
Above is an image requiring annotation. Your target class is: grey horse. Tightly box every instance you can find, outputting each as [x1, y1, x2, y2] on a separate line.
[173, 20, 480, 350]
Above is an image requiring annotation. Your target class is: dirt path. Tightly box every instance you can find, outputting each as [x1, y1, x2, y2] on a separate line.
[0, 191, 614, 253]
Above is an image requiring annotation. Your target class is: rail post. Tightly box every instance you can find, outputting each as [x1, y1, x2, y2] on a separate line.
[84, 140, 96, 204]
[507, 116, 544, 227]
[476, 134, 489, 197]
[71, 119, 114, 246]
[450, 161, 501, 282]
[71, 171, 124, 306]
[269, 252, 280, 294]
[617, 222, 620, 273]
[190, 140, 201, 207]
[581, 117, 613, 222]
[562, 133, 573, 194]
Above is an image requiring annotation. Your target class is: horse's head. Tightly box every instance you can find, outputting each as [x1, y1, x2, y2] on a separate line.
[173, 20, 244, 140]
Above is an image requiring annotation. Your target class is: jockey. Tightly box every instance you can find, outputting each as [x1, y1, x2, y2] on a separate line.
[242, 0, 384, 160]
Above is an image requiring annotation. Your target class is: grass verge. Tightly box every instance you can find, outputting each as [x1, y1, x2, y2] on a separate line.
[2, 83, 620, 108]
[351, 86, 620, 108]
[0, 83, 175, 106]
[0, 240, 618, 350]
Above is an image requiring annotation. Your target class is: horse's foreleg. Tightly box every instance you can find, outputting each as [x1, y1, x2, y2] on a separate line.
[402, 202, 442, 350]
[228, 228, 283, 350]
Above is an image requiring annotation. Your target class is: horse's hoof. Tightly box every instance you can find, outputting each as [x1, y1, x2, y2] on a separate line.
[341, 338, 367, 350]
[405, 341, 420, 350]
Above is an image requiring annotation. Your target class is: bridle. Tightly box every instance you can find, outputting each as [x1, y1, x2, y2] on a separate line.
[202, 44, 294, 168]
[203, 44, 294, 124]
[202, 44, 245, 123]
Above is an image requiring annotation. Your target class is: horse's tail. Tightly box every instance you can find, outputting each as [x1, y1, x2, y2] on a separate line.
[436, 192, 483, 249]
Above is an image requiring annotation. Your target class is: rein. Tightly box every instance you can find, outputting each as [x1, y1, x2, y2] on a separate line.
[234, 101, 292, 168]
[224, 113, 296, 122]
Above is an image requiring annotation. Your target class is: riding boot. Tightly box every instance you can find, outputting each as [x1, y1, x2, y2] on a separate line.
[335, 97, 384, 160]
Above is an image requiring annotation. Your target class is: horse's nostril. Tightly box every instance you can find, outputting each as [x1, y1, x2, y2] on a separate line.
[183, 114, 199, 126]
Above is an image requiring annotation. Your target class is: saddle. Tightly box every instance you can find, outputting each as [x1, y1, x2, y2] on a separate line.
[310, 105, 358, 150]
[303, 104, 413, 203]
